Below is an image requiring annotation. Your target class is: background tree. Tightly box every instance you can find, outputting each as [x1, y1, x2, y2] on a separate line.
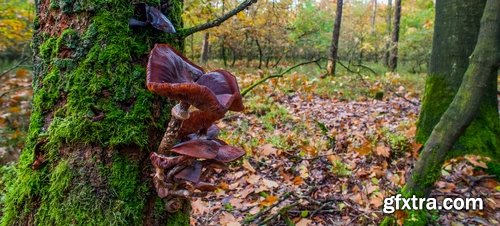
[326, 0, 344, 76]
[388, 0, 401, 71]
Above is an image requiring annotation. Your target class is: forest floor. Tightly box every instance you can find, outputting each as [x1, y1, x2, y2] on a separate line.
[191, 61, 500, 226]
[1, 61, 499, 225]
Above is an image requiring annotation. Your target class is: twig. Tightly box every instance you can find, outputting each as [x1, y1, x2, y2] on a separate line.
[257, 203, 298, 225]
[337, 60, 419, 106]
[244, 192, 293, 224]
[390, 90, 419, 106]
[0, 87, 30, 98]
[179, 0, 257, 37]
[241, 58, 325, 97]
[0, 58, 28, 78]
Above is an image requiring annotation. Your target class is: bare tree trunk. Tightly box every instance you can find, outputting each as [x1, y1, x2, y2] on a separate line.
[384, 0, 392, 66]
[255, 38, 263, 69]
[200, 32, 210, 64]
[388, 0, 401, 71]
[327, 0, 344, 76]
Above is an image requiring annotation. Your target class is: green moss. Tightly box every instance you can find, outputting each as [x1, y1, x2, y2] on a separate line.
[416, 75, 454, 143]
[166, 209, 190, 226]
[416, 73, 499, 167]
[380, 216, 396, 226]
[39, 37, 57, 62]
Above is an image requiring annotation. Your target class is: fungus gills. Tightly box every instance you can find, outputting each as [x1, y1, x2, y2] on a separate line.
[146, 44, 245, 212]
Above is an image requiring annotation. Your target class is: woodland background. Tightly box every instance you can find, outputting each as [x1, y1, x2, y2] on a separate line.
[0, 0, 498, 225]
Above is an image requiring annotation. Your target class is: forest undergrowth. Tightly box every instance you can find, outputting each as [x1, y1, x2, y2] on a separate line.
[1, 61, 499, 225]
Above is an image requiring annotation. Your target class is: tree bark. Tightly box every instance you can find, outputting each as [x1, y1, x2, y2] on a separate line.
[0, 0, 190, 225]
[416, 0, 499, 159]
[200, 32, 210, 64]
[327, 0, 344, 76]
[405, 0, 500, 202]
[388, 0, 401, 71]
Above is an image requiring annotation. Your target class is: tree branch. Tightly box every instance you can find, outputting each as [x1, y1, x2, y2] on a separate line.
[179, 0, 257, 37]
[240, 58, 325, 97]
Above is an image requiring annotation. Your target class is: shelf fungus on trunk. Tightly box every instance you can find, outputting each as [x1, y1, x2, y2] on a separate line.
[129, 3, 176, 33]
[146, 44, 245, 213]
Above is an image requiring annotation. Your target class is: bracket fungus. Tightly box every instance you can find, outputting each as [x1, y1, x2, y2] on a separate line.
[129, 3, 176, 33]
[146, 44, 245, 212]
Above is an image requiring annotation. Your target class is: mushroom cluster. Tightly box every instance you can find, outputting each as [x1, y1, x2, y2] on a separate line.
[146, 44, 245, 211]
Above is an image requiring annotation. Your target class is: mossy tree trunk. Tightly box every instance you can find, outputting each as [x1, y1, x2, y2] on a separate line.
[392, 0, 500, 224]
[416, 0, 499, 165]
[1, 0, 190, 225]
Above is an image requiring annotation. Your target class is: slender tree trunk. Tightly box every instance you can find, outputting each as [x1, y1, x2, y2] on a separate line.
[384, 0, 392, 66]
[1, 0, 190, 225]
[327, 0, 344, 76]
[221, 36, 227, 67]
[371, 0, 377, 34]
[190, 34, 194, 59]
[255, 38, 263, 69]
[200, 32, 210, 64]
[230, 46, 237, 67]
[388, 0, 401, 71]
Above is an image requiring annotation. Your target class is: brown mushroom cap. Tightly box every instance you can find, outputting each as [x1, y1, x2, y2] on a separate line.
[177, 71, 244, 136]
[214, 143, 245, 163]
[196, 70, 244, 111]
[170, 138, 244, 163]
[146, 5, 176, 33]
[185, 124, 220, 141]
[170, 139, 218, 159]
[174, 160, 203, 183]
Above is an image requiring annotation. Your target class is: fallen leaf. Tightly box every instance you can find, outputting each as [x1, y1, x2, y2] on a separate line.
[465, 155, 488, 168]
[219, 212, 238, 226]
[242, 159, 256, 173]
[191, 199, 207, 214]
[296, 218, 312, 226]
[262, 178, 279, 188]
[369, 192, 384, 208]
[260, 195, 278, 207]
[293, 176, 304, 185]
[354, 141, 371, 156]
[260, 143, 277, 156]
[375, 143, 390, 157]
[245, 174, 261, 184]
